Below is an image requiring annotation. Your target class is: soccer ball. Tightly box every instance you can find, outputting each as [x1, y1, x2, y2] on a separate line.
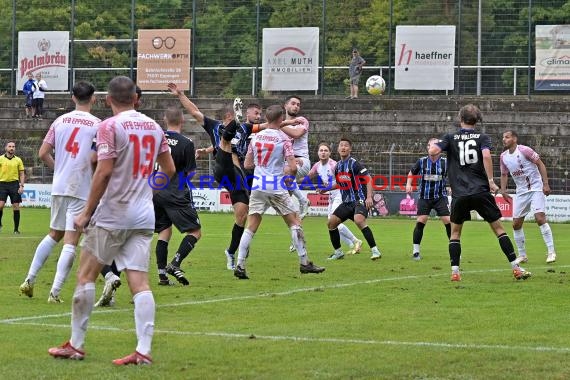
[366, 75, 386, 95]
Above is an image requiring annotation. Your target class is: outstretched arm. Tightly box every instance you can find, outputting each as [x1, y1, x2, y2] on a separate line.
[167, 83, 204, 125]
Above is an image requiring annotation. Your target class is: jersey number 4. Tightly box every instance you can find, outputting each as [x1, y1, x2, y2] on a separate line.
[65, 127, 81, 158]
[458, 140, 478, 166]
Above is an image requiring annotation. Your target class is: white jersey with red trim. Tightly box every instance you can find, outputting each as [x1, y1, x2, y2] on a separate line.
[289, 116, 309, 159]
[500, 144, 543, 195]
[92, 110, 169, 229]
[309, 159, 340, 201]
[248, 129, 294, 194]
[43, 110, 101, 200]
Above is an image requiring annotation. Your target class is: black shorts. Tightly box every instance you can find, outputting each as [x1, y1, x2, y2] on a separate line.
[0, 181, 21, 203]
[333, 201, 369, 222]
[154, 201, 201, 234]
[417, 197, 450, 217]
[213, 150, 249, 205]
[450, 192, 502, 224]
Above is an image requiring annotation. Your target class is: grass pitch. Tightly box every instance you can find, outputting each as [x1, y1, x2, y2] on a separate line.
[1, 208, 569, 379]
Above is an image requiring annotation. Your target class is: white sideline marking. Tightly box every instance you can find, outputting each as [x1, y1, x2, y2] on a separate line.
[1, 265, 565, 325]
[6, 321, 570, 354]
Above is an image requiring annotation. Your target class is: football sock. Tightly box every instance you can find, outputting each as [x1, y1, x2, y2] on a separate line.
[27, 234, 58, 283]
[71, 282, 96, 349]
[413, 243, 420, 253]
[237, 229, 254, 266]
[292, 188, 308, 204]
[50, 244, 76, 296]
[0, 209, 3, 225]
[444, 223, 451, 240]
[134, 290, 155, 356]
[291, 225, 308, 265]
[539, 223, 555, 253]
[513, 228, 526, 256]
[329, 228, 341, 250]
[228, 223, 245, 255]
[13, 209, 20, 231]
[338, 223, 357, 246]
[413, 222, 425, 244]
[155, 239, 169, 271]
[497, 233, 517, 262]
[449, 239, 461, 266]
[361, 226, 377, 248]
[171, 235, 198, 267]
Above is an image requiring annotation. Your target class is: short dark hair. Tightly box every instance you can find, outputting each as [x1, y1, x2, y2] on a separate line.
[164, 106, 183, 126]
[284, 95, 301, 104]
[339, 137, 352, 147]
[458, 104, 482, 126]
[108, 76, 136, 106]
[503, 130, 518, 139]
[265, 104, 284, 123]
[72, 81, 95, 104]
[247, 103, 261, 110]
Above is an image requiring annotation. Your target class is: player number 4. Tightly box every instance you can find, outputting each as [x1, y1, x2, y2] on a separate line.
[65, 127, 80, 158]
[458, 140, 478, 166]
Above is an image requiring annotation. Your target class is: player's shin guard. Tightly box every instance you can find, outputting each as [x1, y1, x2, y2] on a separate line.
[228, 223, 245, 255]
[155, 240, 169, 271]
[498, 233, 517, 262]
[513, 228, 526, 256]
[449, 239, 461, 266]
[171, 235, 198, 267]
[329, 228, 341, 250]
[413, 222, 425, 244]
[361, 226, 377, 248]
[539, 223, 555, 252]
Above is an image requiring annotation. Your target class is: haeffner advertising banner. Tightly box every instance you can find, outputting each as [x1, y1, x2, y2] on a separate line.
[395, 25, 455, 90]
[535, 25, 570, 90]
[137, 29, 191, 91]
[262, 27, 319, 91]
[18, 31, 69, 90]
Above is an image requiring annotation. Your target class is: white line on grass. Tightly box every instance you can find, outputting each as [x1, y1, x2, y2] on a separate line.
[6, 321, 570, 354]
[2, 264, 566, 325]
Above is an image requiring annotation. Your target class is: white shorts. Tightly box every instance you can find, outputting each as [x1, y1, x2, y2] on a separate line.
[81, 225, 153, 272]
[295, 157, 311, 180]
[328, 195, 342, 217]
[50, 195, 86, 231]
[248, 190, 297, 216]
[513, 191, 546, 218]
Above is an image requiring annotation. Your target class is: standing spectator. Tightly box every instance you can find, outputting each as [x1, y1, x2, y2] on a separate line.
[22, 72, 36, 118]
[405, 138, 451, 261]
[499, 130, 557, 264]
[429, 104, 531, 282]
[308, 142, 362, 258]
[32, 73, 48, 119]
[233, 104, 325, 280]
[48, 76, 175, 365]
[153, 106, 202, 287]
[0, 141, 25, 234]
[19, 81, 100, 302]
[324, 138, 382, 260]
[347, 49, 365, 99]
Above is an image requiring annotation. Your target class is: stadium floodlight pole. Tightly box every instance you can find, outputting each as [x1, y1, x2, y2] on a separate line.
[476, 0, 482, 96]
[527, 0, 532, 99]
[191, 0, 196, 97]
[387, 0, 393, 96]
[130, 0, 135, 80]
[10, 0, 15, 96]
[70, 0, 75, 93]
[255, 0, 260, 97]
[320, 0, 326, 98]
[456, 0, 462, 95]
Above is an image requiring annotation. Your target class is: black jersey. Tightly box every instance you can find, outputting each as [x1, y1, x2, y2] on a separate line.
[202, 116, 224, 156]
[154, 130, 196, 208]
[335, 156, 369, 204]
[410, 156, 448, 200]
[436, 128, 491, 197]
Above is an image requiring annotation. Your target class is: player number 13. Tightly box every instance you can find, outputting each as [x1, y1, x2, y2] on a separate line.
[458, 140, 478, 166]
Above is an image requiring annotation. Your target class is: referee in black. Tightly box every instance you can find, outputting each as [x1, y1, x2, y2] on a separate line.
[0, 141, 25, 234]
[405, 138, 451, 260]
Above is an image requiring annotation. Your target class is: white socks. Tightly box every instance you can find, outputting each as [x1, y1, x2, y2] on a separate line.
[513, 228, 526, 257]
[237, 229, 254, 267]
[26, 235, 58, 283]
[338, 223, 357, 246]
[50, 244, 76, 296]
[134, 290, 155, 356]
[291, 225, 308, 265]
[71, 282, 96, 349]
[539, 223, 555, 253]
